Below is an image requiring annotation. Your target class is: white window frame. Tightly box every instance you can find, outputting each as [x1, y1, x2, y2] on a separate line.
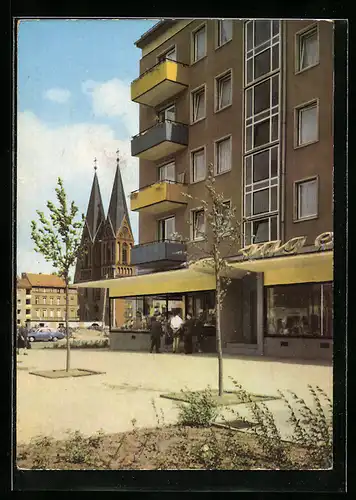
[244, 20, 281, 87]
[190, 84, 206, 124]
[244, 145, 280, 220]
[191, 23, 207, 64]
[191, 208, 206, 241]
[57, 297, 60, 305]
[216, 19, 233, 48]
[215, 69, 233, 112]
[157, 216, 176, 242]
[43, 296, 46, 305]
[244, 74, 280, 153]
[214, 135, 232, 175]
[294, 99, 319, 148]
[294, 176, 319, 221]
[42, 309, 47, 318]
[295, 23, 319, 74]
[158, 161, 176, 182]
[158, 103, 176, 123]
[190, 146, 206, 184]
[157, 44, 177, 63]
[243, 215, 279, 246]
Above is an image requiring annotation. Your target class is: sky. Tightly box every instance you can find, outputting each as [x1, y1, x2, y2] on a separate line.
[17, 19, 159, 276]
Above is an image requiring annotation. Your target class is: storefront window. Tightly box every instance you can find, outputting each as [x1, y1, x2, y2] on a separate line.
[265, 282, 333, 338]
[186, 291, 216, 326]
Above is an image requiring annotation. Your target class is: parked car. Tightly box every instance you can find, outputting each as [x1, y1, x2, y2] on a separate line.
[28, 328, 65, 342]
[88, 323, 101, 331]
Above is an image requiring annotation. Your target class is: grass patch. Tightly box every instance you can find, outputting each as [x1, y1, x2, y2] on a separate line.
[161, 390, 279, 406]
[29, 369, 105, 379]
[44, 339, 109, 349]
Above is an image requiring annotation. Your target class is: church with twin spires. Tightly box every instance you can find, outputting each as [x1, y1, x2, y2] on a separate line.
[74, 152, 135, 324]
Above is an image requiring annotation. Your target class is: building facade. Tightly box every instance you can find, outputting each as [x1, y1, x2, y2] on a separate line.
[78, 19, 334, 360]
[74, 155, 136, 326]
[17, 273, 79, 328]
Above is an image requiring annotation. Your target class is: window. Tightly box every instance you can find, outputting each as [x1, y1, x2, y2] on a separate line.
[50, 297, 53, 305]
[244, 215, 278, 245]
[245, 74, 279, 152]
[245, 20, 280, 86]
[50, 310, 54, 318]
[57, 297, 60, 305]
[158, 104, 176, 123]
[122, 243, 128, 265]
[216, 71, 232, 111]
[158, 216, 176, 241]
[244, 145, 279, 221]
[265, 283, 332, 338]
[57, 310, 61, 318]
[216, 137, 232, 174]
[34, 297, 39, 305]
[17, 298, 21, 303]
[43, 309, 47, 318]
[296, 102, 318, 146]
[191, 87, 205, 122]
[192, 209, 206, 240]
[17, 309, 20, 314]
[158, 161, 175, 182]
[297, 26, 318, 72]
[217, 19, 233, 46]
[43, 296, 46, 305]
[36, 310, 40, 318]
[296, 178, 318, 220]
[191, 148, 206, 183]
[158, 46, 176, 62]
[193, 25, 206, 62]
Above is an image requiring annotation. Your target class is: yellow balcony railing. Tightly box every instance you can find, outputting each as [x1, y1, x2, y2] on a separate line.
[130, 180, 188, 215]
[131, 59, 189, 107]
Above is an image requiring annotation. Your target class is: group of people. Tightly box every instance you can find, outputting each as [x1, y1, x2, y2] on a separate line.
[149, 309, 205, 354]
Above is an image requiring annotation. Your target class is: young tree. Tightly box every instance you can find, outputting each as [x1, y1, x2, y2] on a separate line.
[174, 164, 242, 396]
[31, 178, 85, 372]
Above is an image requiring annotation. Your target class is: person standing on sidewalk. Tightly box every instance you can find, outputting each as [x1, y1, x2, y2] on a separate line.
[170, 309, 184, 354]
[149, 315, 162, 353]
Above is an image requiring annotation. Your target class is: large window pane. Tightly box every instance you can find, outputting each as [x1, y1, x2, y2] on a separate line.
[192, 149, 205, 182]
[217, 137, 231, 173]
[253, 149, 269, 182]
[271, 146, 278, 176]
[322, 283, 333, 338]
[298, 104, 318, 145]
[246, 21, 253, 51]
[254, 20, 271, 47]
[254, 49, 270, 80]
[298, 179, 318, 218]
[253, 219, 269, 242]
[245, 156, 252, 184]
[265, 284, 329, 337]
[254, 79, 270, 115]
[254, 119, 270, 147]
[300, 28, 318, 70]
[218, 19, 233, 45]
[253, 189, 269, 215]
[194, 27, 206, 61]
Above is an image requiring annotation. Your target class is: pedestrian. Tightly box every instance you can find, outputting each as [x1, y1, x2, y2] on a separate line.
[183, 313, 194, 354]
[195, 310, 205, 353]
[17, 324, 27, 355]
[149, 315, 162, 353]
[170, 309, 184, 353]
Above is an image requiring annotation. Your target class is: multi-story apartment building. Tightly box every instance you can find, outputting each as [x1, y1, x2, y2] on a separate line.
[74, 154, 136, 326]
[17, 273, 79, 328]
[78, 19, 334, 360]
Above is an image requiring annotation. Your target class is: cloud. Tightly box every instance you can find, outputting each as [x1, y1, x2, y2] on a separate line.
[17, 111, 139, 275]
[82, 78, 138, 137]
[43, 87, 71, 103]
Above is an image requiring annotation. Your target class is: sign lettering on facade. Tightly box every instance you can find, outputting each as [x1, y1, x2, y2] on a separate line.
[239, 232, 333, 259]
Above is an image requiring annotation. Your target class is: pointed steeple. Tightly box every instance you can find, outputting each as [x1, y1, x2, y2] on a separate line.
[85, 158, 105, 242]
[107, 150, 132, 236]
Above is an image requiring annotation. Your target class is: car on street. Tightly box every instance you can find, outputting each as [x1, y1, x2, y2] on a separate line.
[28, 328, 65, 343]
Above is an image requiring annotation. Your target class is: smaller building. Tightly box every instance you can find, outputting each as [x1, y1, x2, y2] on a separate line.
[17, 273, 79, 328]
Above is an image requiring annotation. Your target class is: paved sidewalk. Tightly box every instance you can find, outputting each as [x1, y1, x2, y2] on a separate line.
[16, 350, 332, 444]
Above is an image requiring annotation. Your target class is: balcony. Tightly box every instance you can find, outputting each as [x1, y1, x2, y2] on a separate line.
[131, 120, 188, 161]
[131, 240, 187, 268]
[131, 59, 189, 107]
[130, 180, 188, 215]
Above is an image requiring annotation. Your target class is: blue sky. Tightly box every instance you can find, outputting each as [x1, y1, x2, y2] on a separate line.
[17, 19, 158, 275]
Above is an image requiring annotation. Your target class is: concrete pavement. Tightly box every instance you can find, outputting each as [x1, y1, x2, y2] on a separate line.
[16, 349, 332, 444]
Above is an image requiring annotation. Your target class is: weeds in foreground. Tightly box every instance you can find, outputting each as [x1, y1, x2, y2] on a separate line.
[49, 339, 109, 349]
[175, 387, 219, 427]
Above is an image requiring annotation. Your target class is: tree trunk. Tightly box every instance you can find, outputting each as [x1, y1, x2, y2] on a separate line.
[216, 274, 223, 396]
[65, 281, 70, 372]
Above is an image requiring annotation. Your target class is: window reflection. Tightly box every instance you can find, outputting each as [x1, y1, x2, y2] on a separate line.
[265, 282, 333, 338]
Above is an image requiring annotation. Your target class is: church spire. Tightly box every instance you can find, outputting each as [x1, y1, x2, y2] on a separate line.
[85, 158, 105, 242]
[106, 150, 132, 236]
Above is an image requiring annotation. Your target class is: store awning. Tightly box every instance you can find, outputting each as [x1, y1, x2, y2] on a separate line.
[191, 250, 333, 286]
[74, 267, 216, 298]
